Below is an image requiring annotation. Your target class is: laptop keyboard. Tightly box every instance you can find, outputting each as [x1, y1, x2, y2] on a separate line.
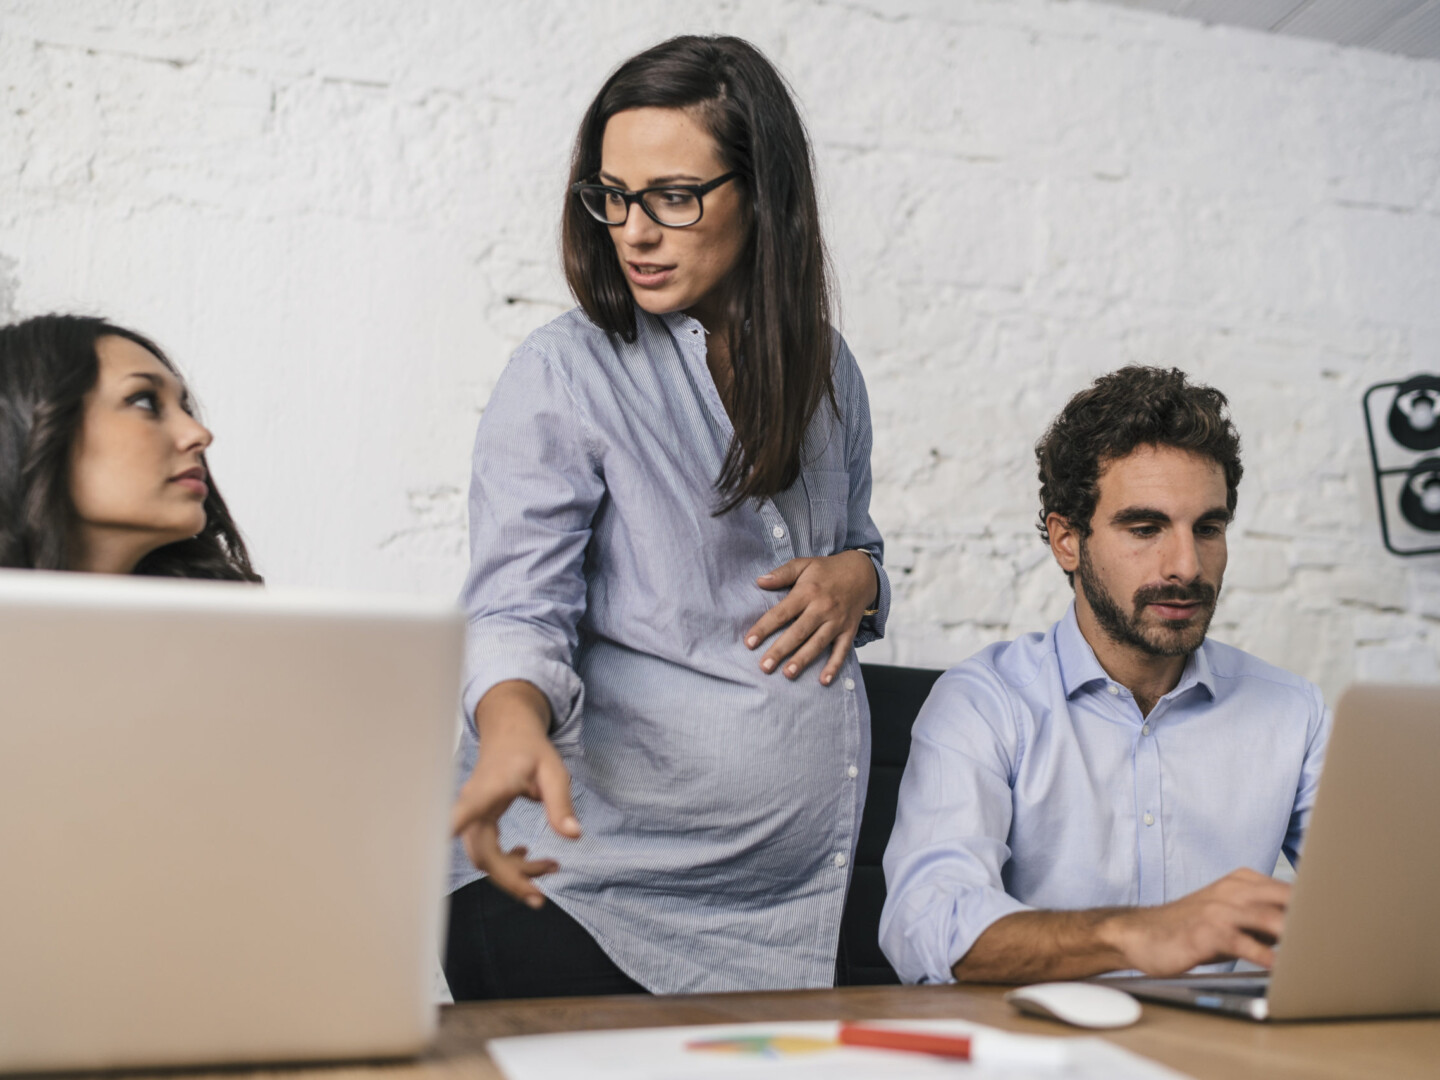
[1215, 982, 1268, 997]
[1175, 977, 1269, 997]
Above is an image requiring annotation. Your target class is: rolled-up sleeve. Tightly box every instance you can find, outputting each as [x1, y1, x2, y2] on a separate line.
[879, 664, 1032, 983]
[837, 340, 890, 645]
[458, 345, 604, 752]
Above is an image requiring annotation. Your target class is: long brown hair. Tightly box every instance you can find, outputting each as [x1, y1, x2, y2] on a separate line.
[0, 314, 261, 581]
[562, 35, 835, 512]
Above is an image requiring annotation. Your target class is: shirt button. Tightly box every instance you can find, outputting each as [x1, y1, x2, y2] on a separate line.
[1107, 684, 1120, 696]
[833, 853, 847, 868]
[843, 677, 856, 691]
[1143, 812, 1155, 827]
[1141, 724, 1151, 736]
[772, 525, 785, 539]
[847, 764, 859, 779]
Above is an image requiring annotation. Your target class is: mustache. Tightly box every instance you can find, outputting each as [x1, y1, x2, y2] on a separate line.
[1133, 581, 1217, 608]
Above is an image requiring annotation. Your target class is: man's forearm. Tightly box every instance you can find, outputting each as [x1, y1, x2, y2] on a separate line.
[953, 869, 1291, 983]
[952, 908, 1131, 984]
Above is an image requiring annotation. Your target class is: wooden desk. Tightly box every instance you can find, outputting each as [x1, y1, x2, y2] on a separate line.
[399, 985, 1434, 1080]
[117, 985, 1440, 1080]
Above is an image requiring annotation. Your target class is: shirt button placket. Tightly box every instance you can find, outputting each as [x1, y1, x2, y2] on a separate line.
[1136, 721, 1165, 905]
[762, 503, 793, 564]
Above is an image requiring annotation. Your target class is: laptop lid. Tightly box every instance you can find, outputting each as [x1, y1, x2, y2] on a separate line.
[0, 570, 462, 1072]
[1264, 683, 1440, 1020]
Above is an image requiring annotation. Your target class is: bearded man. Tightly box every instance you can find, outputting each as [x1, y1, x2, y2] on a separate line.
[880, 366, 1331, 985]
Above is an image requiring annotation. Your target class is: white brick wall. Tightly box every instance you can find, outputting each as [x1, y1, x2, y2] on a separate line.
[3, 0, 1438, 700]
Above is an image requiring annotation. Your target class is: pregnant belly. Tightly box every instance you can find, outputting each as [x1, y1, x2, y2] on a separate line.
[575, 652, 856, 848]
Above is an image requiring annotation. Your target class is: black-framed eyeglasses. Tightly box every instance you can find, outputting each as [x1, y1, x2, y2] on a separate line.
[571, 172, 739, 228]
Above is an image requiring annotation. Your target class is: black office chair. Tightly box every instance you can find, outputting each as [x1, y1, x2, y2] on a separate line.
[836, 662, 944, 986]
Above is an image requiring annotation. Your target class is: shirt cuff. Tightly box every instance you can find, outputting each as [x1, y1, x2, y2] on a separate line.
[941, 889, 1034, 982]
[460, 642, 586, 752]
[854, 548, 891, 646]
[883, 883, 1033, 985]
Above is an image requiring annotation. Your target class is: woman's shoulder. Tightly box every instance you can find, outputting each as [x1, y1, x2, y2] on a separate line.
[826, 328, 867, 409]
[490, 308, 619, 408]
[516, 307, 615, 366]
[829, 327, 858, 373]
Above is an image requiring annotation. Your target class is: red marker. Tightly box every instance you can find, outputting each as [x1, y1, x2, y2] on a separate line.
[839, 1023, 973, 1058]
[838, 1022, 1070, 1067]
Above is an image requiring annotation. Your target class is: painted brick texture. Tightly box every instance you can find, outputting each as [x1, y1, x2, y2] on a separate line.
[2, 0, 1438, 699]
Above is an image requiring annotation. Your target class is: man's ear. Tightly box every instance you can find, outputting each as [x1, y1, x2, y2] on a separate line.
[1046, 512, 1081, 575]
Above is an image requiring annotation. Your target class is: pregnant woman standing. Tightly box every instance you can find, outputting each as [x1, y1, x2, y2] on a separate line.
[446, 35, 889, 998]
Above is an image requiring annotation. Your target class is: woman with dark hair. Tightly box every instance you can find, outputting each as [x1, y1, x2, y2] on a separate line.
[446, 35, 889, 998]
[0, 314, 260, 581]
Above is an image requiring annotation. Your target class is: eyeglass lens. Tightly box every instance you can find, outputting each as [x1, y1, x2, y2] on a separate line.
[580, 187, 702, 227]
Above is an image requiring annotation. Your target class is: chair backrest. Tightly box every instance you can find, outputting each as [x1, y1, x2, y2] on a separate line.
[837, 662, 944, 986]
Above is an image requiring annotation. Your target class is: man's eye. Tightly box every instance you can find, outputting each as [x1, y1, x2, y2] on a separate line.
[1129, 525, 1159, 538]
[1196, 524, 1224, 538]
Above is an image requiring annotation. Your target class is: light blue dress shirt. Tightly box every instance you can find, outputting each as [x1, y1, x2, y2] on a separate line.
[450, 306, 890, 994]
[880, 603, 1330, 985]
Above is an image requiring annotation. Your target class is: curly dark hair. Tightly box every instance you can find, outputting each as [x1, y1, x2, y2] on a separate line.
[0, 314, 261, 581]
[1035, 365, 1242, 570]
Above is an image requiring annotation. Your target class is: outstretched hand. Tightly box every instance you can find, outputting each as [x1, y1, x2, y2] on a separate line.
[451, 680, 582, 909]
[745, 549, 878, 685]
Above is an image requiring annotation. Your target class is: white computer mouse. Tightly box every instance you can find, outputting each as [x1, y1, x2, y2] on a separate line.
[1004, 981, 1143, 1029]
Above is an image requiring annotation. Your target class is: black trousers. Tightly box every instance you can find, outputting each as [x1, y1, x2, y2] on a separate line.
[443, 877, 649, 1000]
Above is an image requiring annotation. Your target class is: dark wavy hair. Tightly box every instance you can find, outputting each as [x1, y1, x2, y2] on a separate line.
[562, 35, 834, 512]
[0, 314, 261, 581]
[1036, 366, 1243, 579]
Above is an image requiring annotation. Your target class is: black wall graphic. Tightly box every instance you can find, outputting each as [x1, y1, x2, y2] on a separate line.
[1365, 375, 1440, 556]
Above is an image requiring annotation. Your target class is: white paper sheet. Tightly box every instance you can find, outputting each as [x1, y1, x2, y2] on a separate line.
[486, 1018, 1193, 1080]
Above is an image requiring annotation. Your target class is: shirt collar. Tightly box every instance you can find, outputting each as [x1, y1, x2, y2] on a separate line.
[661, 310, 705, 335]
[1054, 600, 1216, 702]
[1055, 602, 1111, 698]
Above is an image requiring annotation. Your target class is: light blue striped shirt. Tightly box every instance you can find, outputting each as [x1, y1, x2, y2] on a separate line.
[880, 603, 1330, 985]
[451, 306, 890, 994]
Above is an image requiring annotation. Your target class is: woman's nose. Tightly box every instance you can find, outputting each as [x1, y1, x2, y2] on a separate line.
[178, 414, 213, 453]
[620, 201, 661, 246]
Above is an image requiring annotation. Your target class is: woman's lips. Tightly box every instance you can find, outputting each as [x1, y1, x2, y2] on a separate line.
[171, 468, 208, 498]
[626, 262, 675, 288]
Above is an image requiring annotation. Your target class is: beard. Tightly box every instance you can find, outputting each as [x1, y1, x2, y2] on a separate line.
[1076, 540, 1218, 658]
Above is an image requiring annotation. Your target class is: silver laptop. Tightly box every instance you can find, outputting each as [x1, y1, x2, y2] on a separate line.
[1112, 683, 1440, 1021]
[0, 569, 462, 1072]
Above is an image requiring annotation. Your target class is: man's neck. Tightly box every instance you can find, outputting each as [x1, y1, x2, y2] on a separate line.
[1072, 598, 1188, 717]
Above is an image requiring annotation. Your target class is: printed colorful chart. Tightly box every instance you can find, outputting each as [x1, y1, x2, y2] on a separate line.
[686, 1034, 836, 1057]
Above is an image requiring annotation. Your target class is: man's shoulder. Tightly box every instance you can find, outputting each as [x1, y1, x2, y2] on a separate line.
[1200, 636, 1322, 708]
[922, 629, 1058, 723]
